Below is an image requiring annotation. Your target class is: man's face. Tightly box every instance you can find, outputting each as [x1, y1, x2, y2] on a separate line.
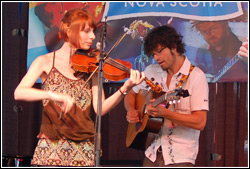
[153, 46, 176, 70]
[196, 21, 227, 47]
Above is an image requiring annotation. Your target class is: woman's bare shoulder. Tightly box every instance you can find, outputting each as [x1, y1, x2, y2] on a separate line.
[31, 52, 54, 68]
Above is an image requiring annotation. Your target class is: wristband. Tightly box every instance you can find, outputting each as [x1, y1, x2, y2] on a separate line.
[119, 88, 127, 96]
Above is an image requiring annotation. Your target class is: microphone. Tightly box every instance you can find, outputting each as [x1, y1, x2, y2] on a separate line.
[98, 17, 107, 51]
[96, 42, 101, 50]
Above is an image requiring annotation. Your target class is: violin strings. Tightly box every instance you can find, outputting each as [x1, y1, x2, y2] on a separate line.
[105, 58, 153, 81]
[106, 58, 124, 69]
[105, 58, 130, 73]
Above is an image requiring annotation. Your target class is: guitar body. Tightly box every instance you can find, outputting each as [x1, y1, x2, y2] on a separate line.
[125, 87, 190, 150]
[126, 89, 164, 151]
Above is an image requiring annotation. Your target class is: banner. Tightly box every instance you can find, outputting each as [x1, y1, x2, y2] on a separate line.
[102, 2, 243, 21]
[28, 2, 248, 83]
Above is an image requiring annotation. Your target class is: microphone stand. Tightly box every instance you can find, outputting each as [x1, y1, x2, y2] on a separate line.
[95, 16, 107, 167]
[82, 31, 128, 89]
[78, 17, 129, 166]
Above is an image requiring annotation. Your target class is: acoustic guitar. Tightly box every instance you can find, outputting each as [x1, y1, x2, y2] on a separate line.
[126, 87, 190, 150]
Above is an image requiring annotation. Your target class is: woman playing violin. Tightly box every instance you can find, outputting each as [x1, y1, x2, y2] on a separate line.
[14, 8, 145, 167]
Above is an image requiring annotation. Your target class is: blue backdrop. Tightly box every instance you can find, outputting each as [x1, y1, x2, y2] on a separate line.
[28, 2, 248, 83]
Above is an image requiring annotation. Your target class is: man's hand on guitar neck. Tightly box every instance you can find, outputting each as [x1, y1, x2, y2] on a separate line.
[146, 99, 166, 118]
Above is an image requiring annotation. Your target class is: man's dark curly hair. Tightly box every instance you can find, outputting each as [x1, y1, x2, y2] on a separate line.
[144, 25, 186, 57]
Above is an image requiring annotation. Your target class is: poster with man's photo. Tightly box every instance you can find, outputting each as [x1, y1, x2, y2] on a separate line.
[28, 2, 248, 83]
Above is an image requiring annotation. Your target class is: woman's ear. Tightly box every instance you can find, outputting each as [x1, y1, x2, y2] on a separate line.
[66, 28, 71, 38]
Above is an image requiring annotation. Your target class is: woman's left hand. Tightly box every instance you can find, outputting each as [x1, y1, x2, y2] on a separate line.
[121, 69, 145, 93]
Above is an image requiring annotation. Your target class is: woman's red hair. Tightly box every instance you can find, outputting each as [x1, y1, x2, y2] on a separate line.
[59, 8, 97, 48]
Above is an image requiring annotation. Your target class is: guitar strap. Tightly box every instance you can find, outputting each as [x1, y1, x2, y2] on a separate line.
[165, 64, 195, 109]
[176, 64, 195, 88]
[166, 64, 195, 130]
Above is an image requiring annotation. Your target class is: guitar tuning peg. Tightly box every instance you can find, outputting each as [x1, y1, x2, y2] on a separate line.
[169, 101, 172, 104]
[173, 100, 176, 104]
[178, 100, 181, 103]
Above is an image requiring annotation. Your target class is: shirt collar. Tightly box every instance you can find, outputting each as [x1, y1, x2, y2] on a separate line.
[156, 56, 191, 76]
[178, 56, 191, 76]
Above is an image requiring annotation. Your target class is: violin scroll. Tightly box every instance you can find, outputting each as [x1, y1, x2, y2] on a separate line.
[145, 77, 162, 93]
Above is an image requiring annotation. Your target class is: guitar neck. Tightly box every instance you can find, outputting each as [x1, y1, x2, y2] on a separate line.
[211, 54, 241, 82]
[152, 94, 166, 108]
[150, 88, 189, 108]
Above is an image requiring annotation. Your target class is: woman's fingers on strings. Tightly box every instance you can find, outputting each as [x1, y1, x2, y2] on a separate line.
[130, 69, 145, 85]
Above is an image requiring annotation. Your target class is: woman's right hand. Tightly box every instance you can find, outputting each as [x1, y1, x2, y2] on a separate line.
[48, 91, 74, 115]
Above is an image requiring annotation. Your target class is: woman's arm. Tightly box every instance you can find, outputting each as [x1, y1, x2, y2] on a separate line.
[14, 55, 49, 101]
[14, 54, 74, 114]
[92, 70, 145, 116]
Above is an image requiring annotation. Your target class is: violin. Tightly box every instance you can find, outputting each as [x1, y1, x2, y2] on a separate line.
[71, 48, 162, 93]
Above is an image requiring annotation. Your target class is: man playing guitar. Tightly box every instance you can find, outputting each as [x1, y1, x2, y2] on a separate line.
[124, 25, 209, 167]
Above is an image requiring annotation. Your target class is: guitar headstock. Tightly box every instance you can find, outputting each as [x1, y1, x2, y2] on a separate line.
[175, 87, 190, 98]
[165, 87, 190, 103]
